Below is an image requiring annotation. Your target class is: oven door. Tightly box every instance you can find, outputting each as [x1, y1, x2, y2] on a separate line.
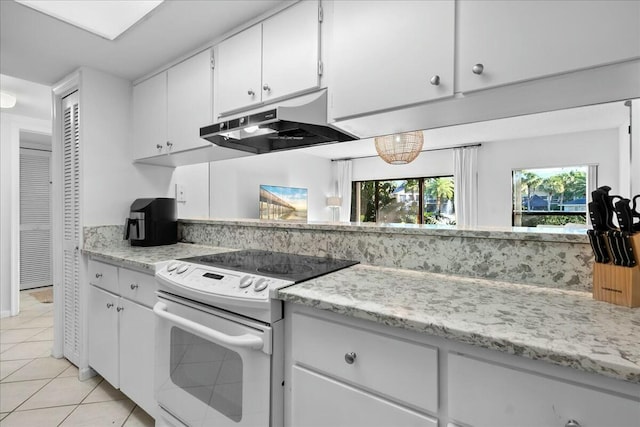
[154, 294, 272, 427]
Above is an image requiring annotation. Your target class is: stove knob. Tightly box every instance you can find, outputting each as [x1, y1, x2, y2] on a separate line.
[167, 262, 178, 272]
[254, 278, 269, 292]
[239, 276, 254, 288]
[176, 264, 189, 274]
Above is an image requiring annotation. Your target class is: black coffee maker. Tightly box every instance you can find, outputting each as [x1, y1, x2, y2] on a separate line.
[124, 198, 177, 247]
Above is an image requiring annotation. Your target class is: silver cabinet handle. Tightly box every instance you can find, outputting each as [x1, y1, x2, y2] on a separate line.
[472, 63, 484, 75]
[344, 352, 357, 364]
[430, 75, 440, 86]
[106, 303, 114, 309]
[95, 273, 102, 279]
[117, 306, 124, 312]
[262, 84, 271, 92]
[247, 89, 255, 96]
[565, 421, 581, 427]
[130, 284, 139, 290]
[166, 141, 173, 148]
[156, 144, 163, 150]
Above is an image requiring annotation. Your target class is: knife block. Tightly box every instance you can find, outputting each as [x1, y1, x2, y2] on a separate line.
[592, 233, 640, 308]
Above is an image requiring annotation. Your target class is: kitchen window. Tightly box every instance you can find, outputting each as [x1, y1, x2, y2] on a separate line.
[351, 177, 455, 224]
[512, 166, 590, 227]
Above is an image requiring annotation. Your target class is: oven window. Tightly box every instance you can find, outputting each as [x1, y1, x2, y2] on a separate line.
[170, 327, 243, 422]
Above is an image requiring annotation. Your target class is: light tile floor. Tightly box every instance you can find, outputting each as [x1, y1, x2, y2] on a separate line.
[0, 287, 154, 427]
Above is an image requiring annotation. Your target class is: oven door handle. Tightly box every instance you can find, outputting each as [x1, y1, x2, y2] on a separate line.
[153, 302, 264, 351]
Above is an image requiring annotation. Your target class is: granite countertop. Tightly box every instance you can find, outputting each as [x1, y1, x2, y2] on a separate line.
[82, 242, 234, 272]
[180, 218, 589, 243]
[276, 264, 640, 384]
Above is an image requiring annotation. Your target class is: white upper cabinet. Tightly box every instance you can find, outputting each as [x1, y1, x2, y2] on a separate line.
[167, 50, 213, 152]
[216, 0, 320, 116]
[329, 0, 455, 120]
[261, 0, 320, 103]
[133, 49, 212, 160]
[456, 0, 640, 93]
[217, 25, 263, 114]
[132, 72, 167, 160]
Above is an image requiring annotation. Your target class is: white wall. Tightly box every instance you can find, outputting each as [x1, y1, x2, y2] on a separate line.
[352, 145, 454, 181]
[477, 128, 620, 227]
[79, 67, 175, 226]
[209, 151, 333, 221]
[173, 163, 210, 219]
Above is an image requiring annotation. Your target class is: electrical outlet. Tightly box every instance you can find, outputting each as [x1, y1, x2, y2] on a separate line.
[175, 184, 186, 203]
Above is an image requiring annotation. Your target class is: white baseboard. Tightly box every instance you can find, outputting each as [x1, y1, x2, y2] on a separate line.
[0, 310, 11, 318]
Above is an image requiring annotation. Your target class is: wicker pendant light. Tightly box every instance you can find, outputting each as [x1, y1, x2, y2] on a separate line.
[374, 131, 424, 165]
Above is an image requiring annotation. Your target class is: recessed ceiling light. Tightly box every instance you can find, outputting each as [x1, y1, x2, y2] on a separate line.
[1, 92, 17, 109]
[17, 0, 164, 41]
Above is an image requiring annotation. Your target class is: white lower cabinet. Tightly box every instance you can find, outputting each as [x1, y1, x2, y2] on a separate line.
[286, 309, 439, 426]
[87, 260, 157, 419]
[88, 286, 119, 386]
[447, 353, 640, 427]
[291, 365, 437, 427]
[285, 303, 640, 427]
[118, 298, 155, 416]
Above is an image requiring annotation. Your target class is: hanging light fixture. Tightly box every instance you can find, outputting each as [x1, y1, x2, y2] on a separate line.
[374, 131, 424, 165]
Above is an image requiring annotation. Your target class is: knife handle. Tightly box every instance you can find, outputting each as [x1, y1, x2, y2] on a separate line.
[614, 198, 633, 233]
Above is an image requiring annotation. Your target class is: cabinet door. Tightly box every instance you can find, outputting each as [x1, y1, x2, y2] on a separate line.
[133, 72, 168, 159]
[448, 353, 640, 427]
[457, 0, 640, 93]
[88, 286, 119, 387]
[217, 25, 263, 114]
[168, 50, 212, 152]
[119, 298, 156, 419]
[262, 0, 320, 103]
[290, 366, 437, 427]
[330, 0, 454, 119]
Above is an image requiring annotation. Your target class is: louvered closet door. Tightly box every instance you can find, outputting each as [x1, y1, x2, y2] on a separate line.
[62, 91, 81, 366]
[20, 148, 52, 290]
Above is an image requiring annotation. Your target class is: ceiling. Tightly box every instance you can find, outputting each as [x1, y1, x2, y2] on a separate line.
[300, 100, 631, 159]
[0, 0, 288, 85]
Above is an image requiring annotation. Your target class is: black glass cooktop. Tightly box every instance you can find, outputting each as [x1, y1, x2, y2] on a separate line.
[180, 249, 359, 283]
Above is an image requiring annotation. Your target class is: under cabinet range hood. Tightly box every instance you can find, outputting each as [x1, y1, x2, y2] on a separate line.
[200, 91, 357, 154]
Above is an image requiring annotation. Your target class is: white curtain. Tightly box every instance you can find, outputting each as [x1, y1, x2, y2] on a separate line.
[453, 146, 479, 228]
[331, 160, 352, 222]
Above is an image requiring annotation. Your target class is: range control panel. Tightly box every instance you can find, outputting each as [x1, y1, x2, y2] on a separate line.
[157, 261, 294, 301]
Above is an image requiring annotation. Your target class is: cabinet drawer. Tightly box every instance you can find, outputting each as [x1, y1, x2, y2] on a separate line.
[291, 313, 438, 413]
[448, 353, 640, 427]
[119, 268, 157, 308]
[88, 260, 118, 293]
[291, 365, 437, 427]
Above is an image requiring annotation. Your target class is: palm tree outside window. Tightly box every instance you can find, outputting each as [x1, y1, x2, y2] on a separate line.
[512, 166, 588, 227]
[351, 176, 455, 224]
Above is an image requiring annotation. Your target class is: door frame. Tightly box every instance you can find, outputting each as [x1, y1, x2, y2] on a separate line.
[1, 114, 51, 318]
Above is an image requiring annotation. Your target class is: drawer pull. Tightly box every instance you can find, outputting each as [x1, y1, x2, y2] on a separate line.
[117, 306, 124, 312]
[95, 273, 103, 279]
[106, 303, 114, 309]
[344, 352, 357, 364]
[130, 283, 139, 290]
[565, 421, 581, 427]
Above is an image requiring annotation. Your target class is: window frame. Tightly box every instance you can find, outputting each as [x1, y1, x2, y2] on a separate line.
[351, 175, 454, 224]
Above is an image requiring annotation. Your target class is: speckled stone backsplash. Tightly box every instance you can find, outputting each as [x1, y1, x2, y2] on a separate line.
[84, 225, 127, 250]
[178, 220, 593, 291]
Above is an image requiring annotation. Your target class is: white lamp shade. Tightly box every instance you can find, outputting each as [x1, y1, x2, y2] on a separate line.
[0, 92, 17, 109]
[326, 196, 342, 207]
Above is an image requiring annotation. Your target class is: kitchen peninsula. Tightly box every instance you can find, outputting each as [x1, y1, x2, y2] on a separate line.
[83, 219, 639, 425]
